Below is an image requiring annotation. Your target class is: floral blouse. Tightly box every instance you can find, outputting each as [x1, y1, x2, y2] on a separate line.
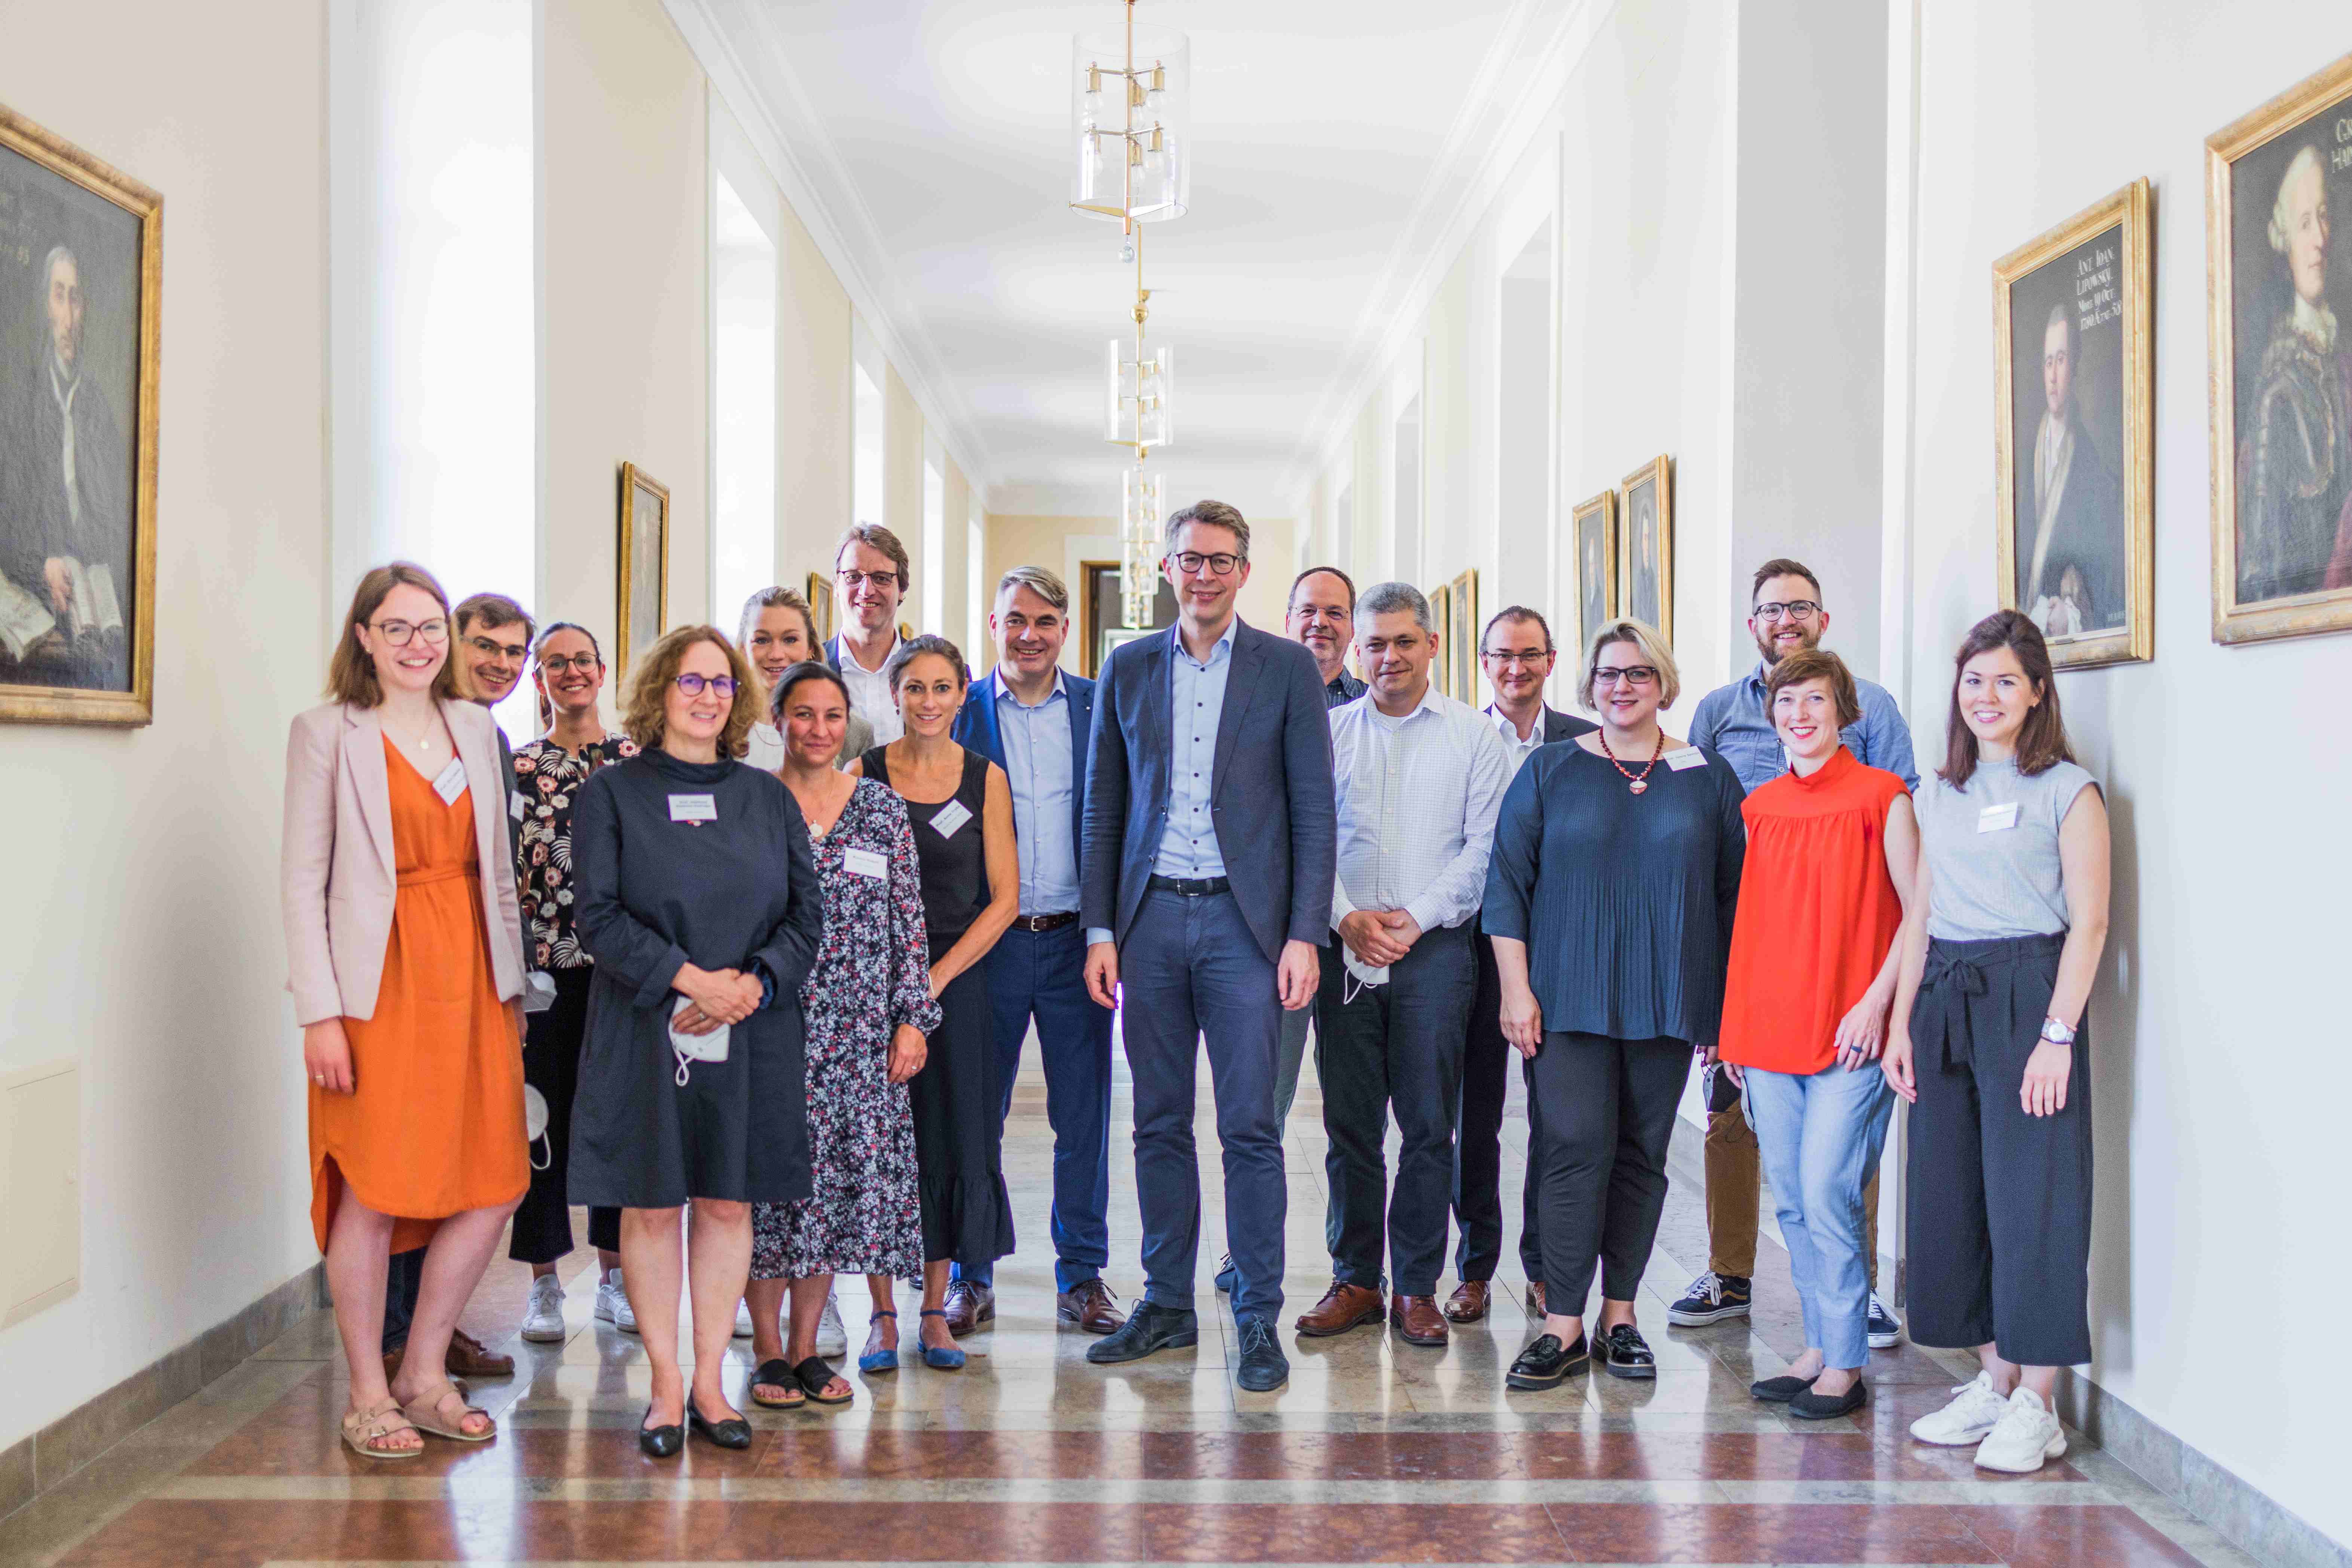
[514, 733, 638, 968]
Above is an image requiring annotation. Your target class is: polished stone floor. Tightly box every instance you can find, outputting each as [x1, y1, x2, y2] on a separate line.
[0, 1036, 2262, 1566]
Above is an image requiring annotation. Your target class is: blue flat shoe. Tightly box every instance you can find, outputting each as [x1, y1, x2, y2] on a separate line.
[919, 1308, 965, 1370]
[858, 1309, 899, 1375]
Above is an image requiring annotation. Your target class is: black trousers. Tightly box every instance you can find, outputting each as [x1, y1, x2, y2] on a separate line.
[1906, 934, 2092, 1367]
[1317, 922, 1477, 1298]
[512, 967, 622, 1266]
[1528, 1031, 1688, 1311]
[1453, 933, 1543, 1282]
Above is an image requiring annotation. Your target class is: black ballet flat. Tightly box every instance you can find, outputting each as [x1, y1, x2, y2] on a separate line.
[638, 1407, 683, 1458]
[687, 1398, 753, 1449]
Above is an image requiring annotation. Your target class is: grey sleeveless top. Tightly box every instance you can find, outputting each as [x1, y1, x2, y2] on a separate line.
[1916, 757, 2097, 941]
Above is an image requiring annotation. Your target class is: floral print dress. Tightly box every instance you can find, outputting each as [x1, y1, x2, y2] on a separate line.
[513, 734, 638, 969]
[752, 778, 939, 1282]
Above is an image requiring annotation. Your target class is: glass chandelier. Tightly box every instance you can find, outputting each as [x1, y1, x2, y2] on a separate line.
[1120, 465, 1167, 630]
[1070, 5, 1190, 234]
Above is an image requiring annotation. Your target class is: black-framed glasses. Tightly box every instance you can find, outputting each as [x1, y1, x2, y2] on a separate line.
[371, 618, 448, 647]
[673, 673, 739, 697]
[836, 568, 900, 590]
[1591, 665, 1660, 687]
[538, 653, 601, 675]
[467, 634, 528, 662]
[1754, 600, 1820, 622]
[1170, 550, 1243, 577]
[1482, 649, 1552, 668]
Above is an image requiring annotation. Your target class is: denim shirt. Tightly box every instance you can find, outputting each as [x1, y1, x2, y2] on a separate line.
[1688, 662, 1920, 795]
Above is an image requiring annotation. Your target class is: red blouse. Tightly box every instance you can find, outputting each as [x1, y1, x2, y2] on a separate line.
[1717, 748, 1908, 1075]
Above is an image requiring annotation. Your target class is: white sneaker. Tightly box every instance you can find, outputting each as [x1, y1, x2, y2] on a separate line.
[595, 1269, 638, 1334]
[1909, 1371, 2012, 1446]
[1974, 1387, 2066, 1473]
[520, 1273, 568, 1343]
[815, 1291, 847, 1358]
[734, 1297, 754, 1337]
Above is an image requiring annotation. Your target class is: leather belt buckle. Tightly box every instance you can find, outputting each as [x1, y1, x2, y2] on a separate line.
[1149, 874, 1230, 898]
[1013, 912, 1080, 933]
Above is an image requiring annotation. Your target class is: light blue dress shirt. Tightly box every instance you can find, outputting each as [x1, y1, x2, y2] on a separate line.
[1688, 661, 1920, 794]
[996, 672, 1080, 915]
[1154, 618, 1237, 879]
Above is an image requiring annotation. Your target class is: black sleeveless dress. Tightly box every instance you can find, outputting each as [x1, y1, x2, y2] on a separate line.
[861, 745, 1015, 1269]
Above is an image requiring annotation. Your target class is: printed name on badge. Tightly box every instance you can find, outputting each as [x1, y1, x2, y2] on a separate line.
[1977, 801, 2022, 833]
[510, 791, 526, 821]
[431, 756, 469, 806]
[842, 846, 889, 880]
[930, 798, 974, 839]
[669, 793, 718, 823]
[1665, 748, 1708, 771]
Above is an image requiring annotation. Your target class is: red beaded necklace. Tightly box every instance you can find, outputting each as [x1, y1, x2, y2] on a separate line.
[1597, 726, 1666, 794]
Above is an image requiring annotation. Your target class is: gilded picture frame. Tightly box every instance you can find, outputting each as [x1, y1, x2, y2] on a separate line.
[2206, 52, 2352, 645]
[1426, 580, 1453, 699]
[616, 462, 669, 681]
[1619, 456, 1673, 645]
[0, 102, 162, 727]
[1446, 567, 1477, 704]
[804, 569, 835, 647]
[1993, 178, 2155, 669]
[1569, 488, 1617, 657]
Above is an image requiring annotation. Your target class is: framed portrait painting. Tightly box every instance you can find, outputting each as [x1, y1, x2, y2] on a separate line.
[804, 570, 835, 647]
[1569, 488, 1617, 657]
[1619, 456, 1673, 645]
[0, 103, 161, 727]
[616, 462, 669, 680]
[2207, 52, 2352, 644]
[1446, 567, 1477, 704]
[1994, 178, 2154, 669]
[1426, 580, 1453, 699]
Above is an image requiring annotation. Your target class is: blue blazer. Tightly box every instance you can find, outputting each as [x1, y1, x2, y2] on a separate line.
[951, 666, 1096, 858]
[1081, 619, 1337, 963]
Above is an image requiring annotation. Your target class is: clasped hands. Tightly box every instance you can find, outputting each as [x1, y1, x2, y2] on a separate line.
[672, 962, 763, 1035]
[1336, 907, 1421, 969]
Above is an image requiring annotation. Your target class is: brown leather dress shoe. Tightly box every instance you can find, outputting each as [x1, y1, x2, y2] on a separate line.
[1443, 1280, 1491, 1323]
[380, 1347, 466, 1399]
[1391, 1295, 1449, 1347]
[940, 1280, 995, 1337]
[446, 1329, 515, 1378]
[1526, 1282, 1547, 1318]
[1056, 1279, 1126, 1335]
[1293, 1280, 1384, 1337]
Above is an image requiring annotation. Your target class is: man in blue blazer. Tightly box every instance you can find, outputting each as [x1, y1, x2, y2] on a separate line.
[943, 566, 1124, 1339]
[1080, 500, 1337, 1393]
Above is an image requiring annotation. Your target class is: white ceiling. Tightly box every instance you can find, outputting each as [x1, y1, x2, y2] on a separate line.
[681, 0, 1575, 517]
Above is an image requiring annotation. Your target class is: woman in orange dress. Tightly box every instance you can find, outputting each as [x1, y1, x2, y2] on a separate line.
[281, 562, 530, 1458]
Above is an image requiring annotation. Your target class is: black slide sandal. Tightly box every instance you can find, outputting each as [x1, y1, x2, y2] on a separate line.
[749, 1358, 805, 1409]
[794, 1355, 854, 1406]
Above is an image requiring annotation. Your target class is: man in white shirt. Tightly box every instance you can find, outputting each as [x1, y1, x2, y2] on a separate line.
[825, 523, 910, 746]
[1293, 582, 1511, 1350]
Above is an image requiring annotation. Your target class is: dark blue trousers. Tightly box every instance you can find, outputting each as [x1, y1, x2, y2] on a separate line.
[1119, 888, 1288, 1325]
[955, 921, 1114, 1291]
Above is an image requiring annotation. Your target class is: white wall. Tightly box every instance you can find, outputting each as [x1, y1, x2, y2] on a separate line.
[1902, 1, 2352, 1546]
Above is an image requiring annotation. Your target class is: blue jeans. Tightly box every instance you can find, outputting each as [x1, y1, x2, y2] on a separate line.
[954, 922, 1114, 1292]
[1742, 1057, 1895, 1369]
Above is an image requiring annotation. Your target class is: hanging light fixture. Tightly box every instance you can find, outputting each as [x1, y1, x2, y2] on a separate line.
[1071, 3, 1190, 243]
[1119, 465, 1167, 630]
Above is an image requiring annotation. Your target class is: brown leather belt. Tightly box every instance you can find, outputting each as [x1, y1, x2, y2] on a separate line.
[1011, 911, 1081, 933]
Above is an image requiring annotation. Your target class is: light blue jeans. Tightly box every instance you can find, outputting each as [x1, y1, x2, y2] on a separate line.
[1742, 1057, 1894, 1369]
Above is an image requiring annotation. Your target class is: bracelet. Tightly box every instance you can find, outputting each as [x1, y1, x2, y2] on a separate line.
[2038, 1016, 2076, 1046]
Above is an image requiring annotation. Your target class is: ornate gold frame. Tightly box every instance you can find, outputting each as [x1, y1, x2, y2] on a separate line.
[2205, 52, 2352, 645]
[1569, 488, 1618, 655]
[1446, 567, 1478, 704]
[615, 462, 669, 681]
[1426, 579, 1453, 697]
[1619, 455, 1673, 646]
[0, 103, 162, 727]
[804, 570, 835, 647]
[1993, 178, 2155, 669]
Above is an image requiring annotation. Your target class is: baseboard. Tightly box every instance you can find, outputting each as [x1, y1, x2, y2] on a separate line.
[0, 1262, 325, 1523]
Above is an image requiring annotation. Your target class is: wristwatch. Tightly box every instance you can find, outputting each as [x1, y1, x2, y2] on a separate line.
[2038, 1016, 2077, 1046]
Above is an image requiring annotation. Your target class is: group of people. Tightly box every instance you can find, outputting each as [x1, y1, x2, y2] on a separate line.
[281, 498, 2109, 1479]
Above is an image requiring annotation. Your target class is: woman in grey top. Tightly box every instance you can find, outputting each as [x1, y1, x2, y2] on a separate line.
[1882, 610, 2109, 1477]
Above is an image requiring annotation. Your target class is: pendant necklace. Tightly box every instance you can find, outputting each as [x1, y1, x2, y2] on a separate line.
[1598, 726, 1665, 794]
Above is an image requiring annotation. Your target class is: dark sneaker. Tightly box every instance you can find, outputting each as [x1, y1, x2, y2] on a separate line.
[1592, 1322, 1657, 1380]
[1666, 1271, 1751, 1326]
[1233, 1316, 1289, 1392]
[1867, 1292, 1901, 1350]
[1085, 1301, 1198, 1365]
[1505, 1332, 1589, 1390]
[1213, 1252, 1237, 1294]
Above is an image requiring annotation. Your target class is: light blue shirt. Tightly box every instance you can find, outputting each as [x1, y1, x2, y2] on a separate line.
[1688, 660, 1920, 795]
[1154, 618, 1237, 879]
[996, 672, 1080, 916]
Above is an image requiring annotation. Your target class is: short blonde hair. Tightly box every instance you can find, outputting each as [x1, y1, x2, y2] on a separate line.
[327, 562, 467, 708]
[1578, 618, 1680, 711]
[620, 626, 759, 759]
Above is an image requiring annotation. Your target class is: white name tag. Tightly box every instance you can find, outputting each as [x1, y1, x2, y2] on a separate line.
[930, 799, 974, 839]
[509, 791, 526, 822]
[1977, 802, 2021, 833]
[1665, 747, 1708, 771]
[843, 846, 889, 880]
[431, 756, 469, 806]
[669, 792, 718, 823]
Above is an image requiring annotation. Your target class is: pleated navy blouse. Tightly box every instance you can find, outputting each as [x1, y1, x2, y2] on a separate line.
[1481, 740, 1747, 1047]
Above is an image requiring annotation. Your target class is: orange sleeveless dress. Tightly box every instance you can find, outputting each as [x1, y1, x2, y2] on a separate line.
[308, 734, 529, 1253]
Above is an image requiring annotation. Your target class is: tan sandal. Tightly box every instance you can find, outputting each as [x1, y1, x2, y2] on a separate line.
[399, 1379, 495, 1442]
[341, 1400, 423, 1460]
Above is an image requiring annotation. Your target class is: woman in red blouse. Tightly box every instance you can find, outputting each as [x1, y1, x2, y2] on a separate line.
[1717, 649, 1918, 1420]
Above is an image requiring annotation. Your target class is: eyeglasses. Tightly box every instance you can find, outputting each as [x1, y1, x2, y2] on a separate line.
[836, 568, 900, 590]
[1169, 551, 1243, 577]
[1754, 600, 1820, 622]
[672, 673, 739, 697]
[371, 618, 448, 647]
[1482, 649, 1552, 668]
[467, 635, 528, 662]
[1591, 665, 1660, 688]
[538, 653, 601, 675]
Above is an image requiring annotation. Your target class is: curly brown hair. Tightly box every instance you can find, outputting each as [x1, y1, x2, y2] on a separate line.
[620, 626, 759, 758]
[1763, 647, 1862, 730]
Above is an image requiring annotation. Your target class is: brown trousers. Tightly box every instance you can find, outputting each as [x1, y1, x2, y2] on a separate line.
[1705, 1100, 1880, 1288]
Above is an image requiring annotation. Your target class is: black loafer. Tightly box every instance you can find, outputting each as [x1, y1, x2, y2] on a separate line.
[1505, 1332, 1589, 1390]
[1789, 1378, 1869, 1421]
[1750, 1373, 1817, 1403]
[1086, 1301, 1199, 1365]
[1593, 1323, 1657, 1380]
[638, 1407, 683, 1458]
[687, 1400, 752, 1449]
[1233, 1317, 1289, 1393]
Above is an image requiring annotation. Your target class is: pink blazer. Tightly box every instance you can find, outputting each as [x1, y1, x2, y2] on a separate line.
[281, 699, 526, 1026]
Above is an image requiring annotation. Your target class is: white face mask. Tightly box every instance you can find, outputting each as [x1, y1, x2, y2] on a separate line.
[670, 995, 731, 1085]
[523, 1083, 553, 1172]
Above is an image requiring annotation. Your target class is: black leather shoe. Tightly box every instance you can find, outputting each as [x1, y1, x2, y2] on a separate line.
[1789, 1378, 1869, 1421]
[638, 1407, 683, 1458]
[1593, 1322, 1657, 1380]
[687, 1397, 752, 1449]
[1505, 1332, 1589, 1390]
[1233, 1317, 1289, 1393]
[1086, 1300, 1199, 1364]
[1750, 1373, 1817, 1403]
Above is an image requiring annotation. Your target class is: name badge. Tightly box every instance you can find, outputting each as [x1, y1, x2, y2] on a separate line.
[509, 791, 526, 822]
[669, 793, 718, 823]
[1977, 802, 2021, 833]
[842, 846, 889, 880]
[930, 799, 974, 839]
[1665, 748, 1708, 771]
[431, 756, 469, 806]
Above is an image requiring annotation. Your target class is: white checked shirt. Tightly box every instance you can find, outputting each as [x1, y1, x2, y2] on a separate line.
[1328, 684, 1514, 934]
